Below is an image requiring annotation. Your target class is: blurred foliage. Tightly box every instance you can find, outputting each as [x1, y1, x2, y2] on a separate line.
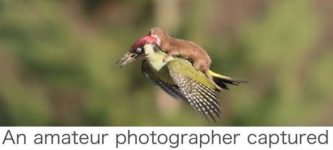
[0, 0, 332, 125]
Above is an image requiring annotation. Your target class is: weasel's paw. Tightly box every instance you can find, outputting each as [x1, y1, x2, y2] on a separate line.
[162, 56, 167, 62]
[163, 56, 173, 62]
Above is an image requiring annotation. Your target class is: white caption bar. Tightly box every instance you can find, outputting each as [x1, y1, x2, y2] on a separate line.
[0, 127, 332, 150]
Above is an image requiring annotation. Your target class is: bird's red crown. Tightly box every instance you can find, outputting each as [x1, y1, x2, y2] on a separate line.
[130, 35, 157, 52]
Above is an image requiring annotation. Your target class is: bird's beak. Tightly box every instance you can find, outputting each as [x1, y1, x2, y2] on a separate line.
[116, 52, 138, 67]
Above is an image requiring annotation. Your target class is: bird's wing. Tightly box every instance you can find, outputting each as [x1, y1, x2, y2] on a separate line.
[141, 60, 187, 101]
[168, 59, 222, 122]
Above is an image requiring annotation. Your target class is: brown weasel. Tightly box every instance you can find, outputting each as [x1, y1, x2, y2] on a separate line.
[149, 27, 212, 77]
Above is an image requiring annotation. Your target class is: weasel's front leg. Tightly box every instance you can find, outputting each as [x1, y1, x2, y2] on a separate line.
[163, 50, 179, 62]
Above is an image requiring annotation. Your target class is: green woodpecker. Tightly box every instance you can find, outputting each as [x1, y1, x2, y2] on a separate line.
[118, 36, 246, 121]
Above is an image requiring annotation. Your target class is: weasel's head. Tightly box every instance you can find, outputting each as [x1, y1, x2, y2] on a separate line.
[149, 27, 171, 45]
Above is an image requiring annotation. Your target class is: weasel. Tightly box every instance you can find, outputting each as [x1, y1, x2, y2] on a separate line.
[149, 27, 212, 77]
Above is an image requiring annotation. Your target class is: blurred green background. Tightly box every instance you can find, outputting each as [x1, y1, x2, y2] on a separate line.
[0, 0, 332, 126]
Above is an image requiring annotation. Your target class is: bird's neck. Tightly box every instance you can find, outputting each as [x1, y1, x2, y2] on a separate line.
[146, 51, 173, 71]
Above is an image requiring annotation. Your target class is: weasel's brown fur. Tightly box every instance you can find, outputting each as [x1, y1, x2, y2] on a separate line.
[149, 27, 212, 76]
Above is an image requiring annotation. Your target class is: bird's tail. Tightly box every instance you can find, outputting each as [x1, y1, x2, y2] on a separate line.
[208, 70, 248, 90]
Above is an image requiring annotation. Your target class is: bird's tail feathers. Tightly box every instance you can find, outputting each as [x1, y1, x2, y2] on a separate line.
[208, 70, 248, 90]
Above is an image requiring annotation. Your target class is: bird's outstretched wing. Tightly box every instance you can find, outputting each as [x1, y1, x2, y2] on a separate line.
[141, 60, 186, 101]
[168, 60, 222, 122]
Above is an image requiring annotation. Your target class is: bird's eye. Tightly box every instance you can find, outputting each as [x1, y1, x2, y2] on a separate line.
[136, 48, 142, 53]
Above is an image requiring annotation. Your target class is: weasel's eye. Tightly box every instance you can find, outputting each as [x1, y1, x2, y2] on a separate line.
[136, 48, 142, 53]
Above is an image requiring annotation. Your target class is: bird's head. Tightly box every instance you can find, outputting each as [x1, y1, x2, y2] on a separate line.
[117, 35, 160, 66]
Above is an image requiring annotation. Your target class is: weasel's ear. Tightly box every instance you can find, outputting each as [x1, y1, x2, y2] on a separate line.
[149, 28, 154, 35]
[149, 27, 160, 35]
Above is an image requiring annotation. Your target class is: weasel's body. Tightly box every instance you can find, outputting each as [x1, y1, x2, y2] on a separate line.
[149, 27, 212, 76]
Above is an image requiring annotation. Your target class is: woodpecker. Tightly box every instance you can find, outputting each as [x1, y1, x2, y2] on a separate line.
[118, 36, 246, 122]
